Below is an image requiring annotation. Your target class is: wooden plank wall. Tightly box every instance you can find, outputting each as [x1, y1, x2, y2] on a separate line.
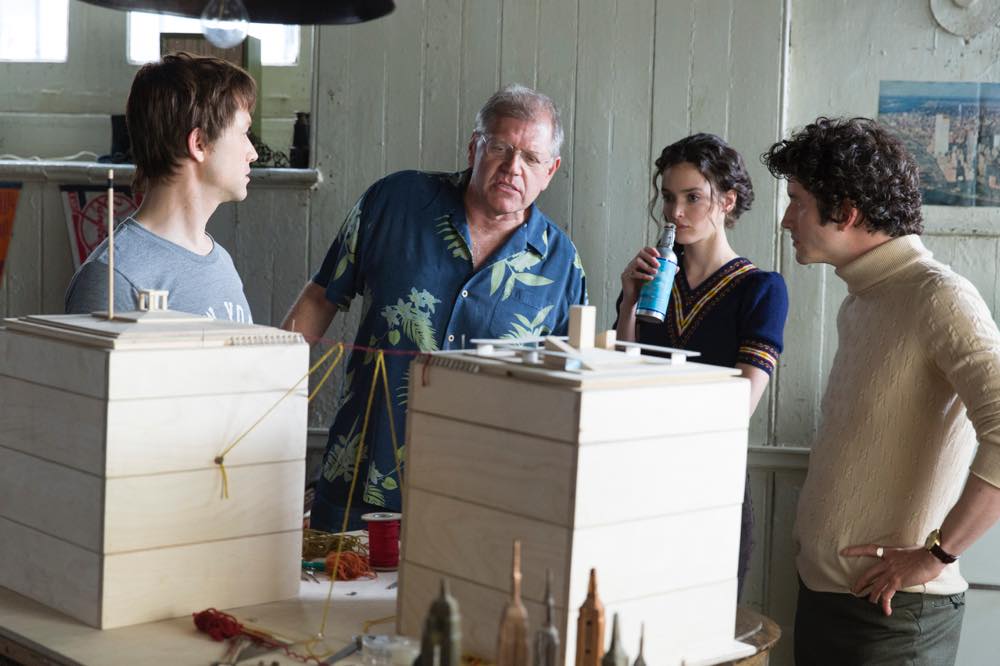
[308, 0, 788, 456]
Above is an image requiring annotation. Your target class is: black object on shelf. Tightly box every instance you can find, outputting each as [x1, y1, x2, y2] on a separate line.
[98, 114, 133, 164]
[289, 111, 310, 168]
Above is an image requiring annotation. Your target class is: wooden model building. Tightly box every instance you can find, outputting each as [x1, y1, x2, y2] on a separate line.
[0, 300, 308, 629]
[397, 305, 755, 665]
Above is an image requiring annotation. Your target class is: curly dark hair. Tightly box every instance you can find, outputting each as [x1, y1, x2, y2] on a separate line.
[650, 133, 754, 228]
[761, 117, 923, 236]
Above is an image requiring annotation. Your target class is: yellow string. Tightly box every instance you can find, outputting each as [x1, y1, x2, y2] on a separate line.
[378, 352, 404, 485]
[214, 343, 344, 499]
[215, 348, 400, 658]
[362, 614, 396, 633]
[317, 351, 387, 640]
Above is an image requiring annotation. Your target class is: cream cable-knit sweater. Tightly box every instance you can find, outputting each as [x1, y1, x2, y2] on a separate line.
[795, 235, 1000, 595]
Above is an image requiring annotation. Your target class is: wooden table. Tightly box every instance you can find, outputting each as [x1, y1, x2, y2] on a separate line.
[0, 577, 781, 666]
[728, 606, 781, 666]
[0, 572, 397, 665]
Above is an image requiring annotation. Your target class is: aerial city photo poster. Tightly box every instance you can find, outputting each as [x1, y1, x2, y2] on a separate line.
[879, 80, 1000, 207]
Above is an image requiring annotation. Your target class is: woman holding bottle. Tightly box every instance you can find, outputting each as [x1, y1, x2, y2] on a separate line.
[616, 133, 788, 597]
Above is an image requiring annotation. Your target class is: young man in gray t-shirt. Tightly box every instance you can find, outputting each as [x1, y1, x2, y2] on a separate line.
[65, 52, 257, 322]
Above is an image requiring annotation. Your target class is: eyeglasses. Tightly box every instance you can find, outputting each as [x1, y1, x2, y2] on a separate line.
[477, 134, 554, 171]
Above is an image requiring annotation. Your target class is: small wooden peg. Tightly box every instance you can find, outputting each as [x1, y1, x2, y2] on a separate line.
[595, 330, 616, 350]
[569, 305, 596, 350]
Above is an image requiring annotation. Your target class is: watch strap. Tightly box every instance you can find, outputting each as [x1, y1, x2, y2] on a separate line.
[929, 542, 958, 564]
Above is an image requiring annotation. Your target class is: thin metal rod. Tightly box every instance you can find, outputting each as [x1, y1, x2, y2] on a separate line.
[106, 169, 115, 320]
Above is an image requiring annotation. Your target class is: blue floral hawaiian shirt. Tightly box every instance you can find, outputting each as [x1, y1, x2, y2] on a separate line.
[311, 170, 587, 525]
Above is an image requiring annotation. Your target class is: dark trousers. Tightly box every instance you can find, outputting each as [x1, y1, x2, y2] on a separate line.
[737, 471, 753, 600]
[795, 578, 965, 666]
[309, 477, 387, 532]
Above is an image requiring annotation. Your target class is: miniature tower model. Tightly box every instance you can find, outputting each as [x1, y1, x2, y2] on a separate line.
[496, 541, 530, 666]
[419, 579, 462, 666]
[534, 570, 560, 666]
[632, 624, 646, 666]
[575, 569, 605, 666]
[600, 614, 628, 666]
[397, 304, 756, 664]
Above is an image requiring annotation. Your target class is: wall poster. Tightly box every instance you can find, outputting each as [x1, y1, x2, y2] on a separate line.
[879, 80, 1000, 207]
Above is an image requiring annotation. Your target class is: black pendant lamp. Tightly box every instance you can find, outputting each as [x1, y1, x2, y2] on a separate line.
[76, 0, 395, 25]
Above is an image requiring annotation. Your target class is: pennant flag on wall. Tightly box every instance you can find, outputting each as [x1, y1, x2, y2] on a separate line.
[60, 185, 143, 270]
[0, 182, 22, 284]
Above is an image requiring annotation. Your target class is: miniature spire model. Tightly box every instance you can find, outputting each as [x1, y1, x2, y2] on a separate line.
[496, 540, 530, 666]
[632, 623, 646, 666]
[534, 569, 560, 666]
[419, 579, 462, 666]
[600, 613, 628, 666]
[575, 569, 605, 666]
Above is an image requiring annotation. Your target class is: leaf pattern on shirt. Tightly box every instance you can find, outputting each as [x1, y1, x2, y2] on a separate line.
[488, 250, 555, 300]
[333, 199, 363, 281]
[435, 215, 472, 262]
[380, 288, 442, 352]
[396, 368, 410, 407]
[501, 304, 554, 339]
[363, 462, 402, 506]
[323, 417, 363, 484]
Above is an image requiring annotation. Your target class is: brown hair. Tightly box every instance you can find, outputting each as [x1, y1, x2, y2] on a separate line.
[126, 52, 257, 192]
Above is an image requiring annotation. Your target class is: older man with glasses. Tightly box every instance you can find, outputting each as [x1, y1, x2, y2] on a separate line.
[283, 84, 588, 532]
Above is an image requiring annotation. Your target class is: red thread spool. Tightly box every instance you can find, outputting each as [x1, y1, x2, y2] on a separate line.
[363, 511, 402, 570]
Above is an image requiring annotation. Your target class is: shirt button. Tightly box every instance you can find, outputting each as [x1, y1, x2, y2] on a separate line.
[461, 290, 469, 298]
[447, 334, 455, 342]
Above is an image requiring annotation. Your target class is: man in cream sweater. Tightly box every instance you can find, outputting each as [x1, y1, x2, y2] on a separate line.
[764, 117, 1000, 665]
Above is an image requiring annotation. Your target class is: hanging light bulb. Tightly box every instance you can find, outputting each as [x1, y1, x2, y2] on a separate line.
[200, 0, 250, 49]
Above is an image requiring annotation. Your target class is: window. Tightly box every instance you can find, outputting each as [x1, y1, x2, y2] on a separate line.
[127, 11, 299, 66]
[0, 0, 68, 62]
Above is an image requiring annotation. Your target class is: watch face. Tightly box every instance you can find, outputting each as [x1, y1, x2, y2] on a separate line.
[925, 528, 941, 550]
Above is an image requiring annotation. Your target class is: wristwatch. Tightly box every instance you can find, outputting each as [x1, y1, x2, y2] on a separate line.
[924, 528, 959, 564]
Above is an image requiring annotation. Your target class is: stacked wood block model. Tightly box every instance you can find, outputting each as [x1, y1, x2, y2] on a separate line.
[0, 299, 308, 628]
[398, 305, 755, 665]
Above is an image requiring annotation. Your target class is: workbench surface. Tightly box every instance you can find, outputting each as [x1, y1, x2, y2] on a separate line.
[0, 571, 397, 665]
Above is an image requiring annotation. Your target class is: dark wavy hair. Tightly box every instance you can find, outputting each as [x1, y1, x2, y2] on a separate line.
[761, 117, 923, 236]
[650, 133, 754, 228]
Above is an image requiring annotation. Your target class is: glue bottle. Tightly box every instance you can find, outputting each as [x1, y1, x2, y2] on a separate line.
[635, 223, 678, 323]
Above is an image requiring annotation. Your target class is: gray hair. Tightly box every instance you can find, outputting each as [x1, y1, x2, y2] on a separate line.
[474, 84, 564, 158]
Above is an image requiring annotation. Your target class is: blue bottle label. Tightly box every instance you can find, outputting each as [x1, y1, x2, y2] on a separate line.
[636, 257, 677, 319]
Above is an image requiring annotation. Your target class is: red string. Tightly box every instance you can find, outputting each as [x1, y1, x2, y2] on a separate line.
[366, 518, 402, 570]
[193, 608, 327, 664]
[192, 608, 243, 641]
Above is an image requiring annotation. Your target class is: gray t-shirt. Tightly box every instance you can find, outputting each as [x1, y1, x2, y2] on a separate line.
[65, 218, 252, 323]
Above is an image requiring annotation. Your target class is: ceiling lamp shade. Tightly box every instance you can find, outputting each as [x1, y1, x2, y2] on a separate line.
[76, 0, 395, 25]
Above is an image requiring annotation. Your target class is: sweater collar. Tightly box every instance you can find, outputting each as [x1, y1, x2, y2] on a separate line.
[835, 235, 931, 295]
